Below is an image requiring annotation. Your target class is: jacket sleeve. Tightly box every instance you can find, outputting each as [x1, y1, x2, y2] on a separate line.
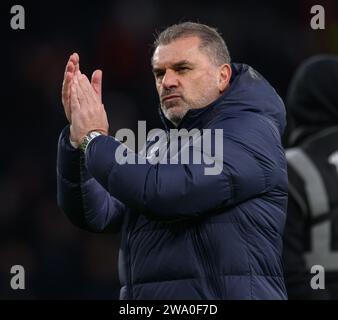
[56, 126, 125, 233]
[85, 119, 279, 221]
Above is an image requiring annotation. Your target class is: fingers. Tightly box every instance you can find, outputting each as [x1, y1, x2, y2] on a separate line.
[91, 70, 102, 101]
[68, 53, 79, 69]
[63, 53, 78, 83]
[74, 72, 86, 104]
[70, 69, 103, 116]
[70, 70, 109, 140]
[62, 53, 79, 112]
[77, 72, 99, 104]
[63, 52, 103, 107]
[62, 71, 73, 98]
[70, 81, 80, 112]
[62, 72, 73, 119]
[63, 53, 80, 88]
[72, 52, 80, 73]
[64, 58, 75, 77]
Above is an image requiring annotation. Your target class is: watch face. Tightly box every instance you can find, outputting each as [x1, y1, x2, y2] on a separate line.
[80, 132, 101, 152]
[89, 131, 101, 138]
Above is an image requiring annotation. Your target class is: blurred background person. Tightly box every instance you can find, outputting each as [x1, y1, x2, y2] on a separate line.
[283, 54, 338, 299]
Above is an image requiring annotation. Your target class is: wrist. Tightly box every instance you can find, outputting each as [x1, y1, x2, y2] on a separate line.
[69, 137, 79, 149]
[69, 129, 80, 149]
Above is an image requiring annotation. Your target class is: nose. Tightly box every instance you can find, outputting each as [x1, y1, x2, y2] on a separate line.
[162, 69, 179, 89]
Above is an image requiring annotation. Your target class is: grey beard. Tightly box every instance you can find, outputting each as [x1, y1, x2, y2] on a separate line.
[161, 104, 190, 126]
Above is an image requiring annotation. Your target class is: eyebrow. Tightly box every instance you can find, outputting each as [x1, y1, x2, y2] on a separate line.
[152, 60, 193, 73]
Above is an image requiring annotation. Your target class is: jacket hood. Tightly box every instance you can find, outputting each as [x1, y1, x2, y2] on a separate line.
[287, 54, 338, 131]
[217, 63, 286, 135]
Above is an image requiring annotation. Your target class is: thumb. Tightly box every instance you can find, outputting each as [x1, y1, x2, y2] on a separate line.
[91, 69, 102, 102]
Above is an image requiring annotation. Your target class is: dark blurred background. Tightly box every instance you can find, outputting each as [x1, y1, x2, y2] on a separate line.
[0, 0, 337, 299]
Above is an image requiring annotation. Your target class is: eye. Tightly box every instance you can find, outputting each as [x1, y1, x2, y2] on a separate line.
[154, 71, 165, 80]
[177, 66, 190, 74]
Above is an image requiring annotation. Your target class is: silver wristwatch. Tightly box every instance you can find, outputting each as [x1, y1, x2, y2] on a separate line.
[79, 131, 102, 153]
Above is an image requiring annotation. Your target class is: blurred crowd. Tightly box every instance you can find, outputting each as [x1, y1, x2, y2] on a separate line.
[1, 0, 338, 299]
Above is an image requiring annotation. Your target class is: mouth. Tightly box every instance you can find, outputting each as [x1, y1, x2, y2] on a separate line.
[161, 94, 182, 103]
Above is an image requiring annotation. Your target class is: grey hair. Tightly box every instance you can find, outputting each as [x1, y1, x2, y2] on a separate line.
[152, 22, 231, 66]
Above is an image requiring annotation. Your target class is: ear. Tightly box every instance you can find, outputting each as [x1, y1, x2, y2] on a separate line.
[217, 64, 232, 93]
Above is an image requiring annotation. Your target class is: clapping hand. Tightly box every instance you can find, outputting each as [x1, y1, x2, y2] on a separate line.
[61, 53, 109, 147]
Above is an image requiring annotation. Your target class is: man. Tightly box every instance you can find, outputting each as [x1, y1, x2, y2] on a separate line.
[283, 55, 338, 299]
[57, 22, 288, 299]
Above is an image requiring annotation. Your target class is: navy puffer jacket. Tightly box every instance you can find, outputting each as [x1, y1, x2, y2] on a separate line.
[57, 63, 288, 299]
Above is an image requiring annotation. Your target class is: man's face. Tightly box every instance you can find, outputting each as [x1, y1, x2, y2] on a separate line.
[152, 36, 223, 126]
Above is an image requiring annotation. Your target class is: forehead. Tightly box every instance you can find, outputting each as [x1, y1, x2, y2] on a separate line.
[152, 36, 205, 67]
